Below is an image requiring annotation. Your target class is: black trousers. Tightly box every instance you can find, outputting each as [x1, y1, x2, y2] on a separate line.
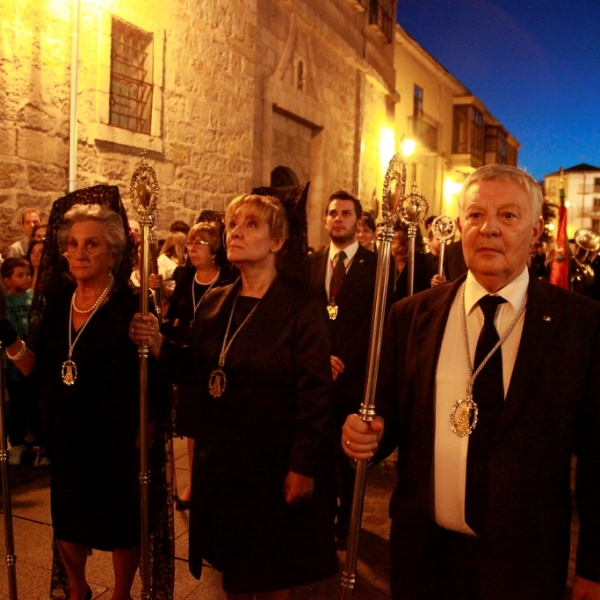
[391, 520, 481, 600]
[389, 519, 568, 600]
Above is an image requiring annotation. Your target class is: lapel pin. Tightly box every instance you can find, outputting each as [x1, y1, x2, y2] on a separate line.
[359, 259, 364, 264]
[543, 315, 551, 322]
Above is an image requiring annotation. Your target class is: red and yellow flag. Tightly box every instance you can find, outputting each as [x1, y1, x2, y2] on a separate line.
[549, 185, 570, 290]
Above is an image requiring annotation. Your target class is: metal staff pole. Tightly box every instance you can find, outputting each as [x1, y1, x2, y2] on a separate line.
[341, 150, 428, 598]
[431, 215, 457, 278]
[130, 151, 159, 600]
[399, 183, 429, 297]
[0, 342, 18, 600]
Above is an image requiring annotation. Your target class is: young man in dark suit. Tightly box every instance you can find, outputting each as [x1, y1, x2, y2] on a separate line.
[343, 165, 600, 599]
[308, 190, 378, 545]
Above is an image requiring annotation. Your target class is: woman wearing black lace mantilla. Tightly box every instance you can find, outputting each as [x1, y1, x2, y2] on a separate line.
[2, 185, 173, 600]
[130, 193, 338, 599]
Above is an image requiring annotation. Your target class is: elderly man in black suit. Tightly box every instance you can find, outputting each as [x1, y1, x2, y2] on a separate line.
[342, 164, 600, 600]
[308, 190, 378, 545]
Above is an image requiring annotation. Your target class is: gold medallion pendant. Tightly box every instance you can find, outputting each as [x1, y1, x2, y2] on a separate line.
[327, 302, 339, 320]
[450, 396, 478, 437]
[208, 368, 227, 398]
[61, 359, 78, 386]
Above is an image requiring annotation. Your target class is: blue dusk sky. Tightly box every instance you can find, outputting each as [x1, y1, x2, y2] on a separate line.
[396, 0, 600, 180]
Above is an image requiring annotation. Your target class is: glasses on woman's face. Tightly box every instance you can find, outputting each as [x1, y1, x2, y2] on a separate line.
[186, 240, 209, 249]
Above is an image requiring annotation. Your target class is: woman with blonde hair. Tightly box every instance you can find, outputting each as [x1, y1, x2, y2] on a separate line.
[131, 193, 337, 599]
[157, 230, 187, 294]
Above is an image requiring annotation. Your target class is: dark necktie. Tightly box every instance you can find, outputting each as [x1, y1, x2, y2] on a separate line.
[329, 251, 347, 301]
[465, 294, 507, 536]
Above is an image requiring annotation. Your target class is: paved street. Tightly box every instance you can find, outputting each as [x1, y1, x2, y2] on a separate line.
[0, 438, 397, 599]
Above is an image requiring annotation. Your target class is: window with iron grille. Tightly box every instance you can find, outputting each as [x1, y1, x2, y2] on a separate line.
[110, 18, 153, 134]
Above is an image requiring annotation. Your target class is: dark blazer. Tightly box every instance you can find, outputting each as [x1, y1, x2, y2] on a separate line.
[308, 244, 378, 420]
[162, 276, 338, 587]
[376, 276, 600, 599]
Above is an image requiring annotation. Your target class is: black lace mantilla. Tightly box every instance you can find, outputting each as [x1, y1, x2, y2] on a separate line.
[30, 185, 137, 337]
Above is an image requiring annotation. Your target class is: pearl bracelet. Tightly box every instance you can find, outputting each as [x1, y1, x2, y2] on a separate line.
[6, 339, 27, 362]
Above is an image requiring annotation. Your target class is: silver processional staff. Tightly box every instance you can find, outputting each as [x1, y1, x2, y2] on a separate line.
[341, 145, 429, 598]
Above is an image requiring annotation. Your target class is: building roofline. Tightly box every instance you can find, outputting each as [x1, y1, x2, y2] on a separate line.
[545, 162, 600, 177]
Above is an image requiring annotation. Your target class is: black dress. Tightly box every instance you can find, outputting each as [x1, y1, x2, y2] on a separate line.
[168, 268, 228, 437]
[162, 275, 338, 594]
[35, 286, 161, 550]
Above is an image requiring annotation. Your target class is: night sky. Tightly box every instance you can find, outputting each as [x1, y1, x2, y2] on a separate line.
[396, 0, 600, 180]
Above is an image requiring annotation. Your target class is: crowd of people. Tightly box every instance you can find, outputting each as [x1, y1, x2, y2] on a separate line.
[0, 163, 598, 600]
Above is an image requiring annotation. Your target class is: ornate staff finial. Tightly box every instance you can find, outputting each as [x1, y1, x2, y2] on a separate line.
[130, 150, 159, 220]
[398, 181, 429, 237]
[432, 214, 457, 278]
[432, 214, 457, 243]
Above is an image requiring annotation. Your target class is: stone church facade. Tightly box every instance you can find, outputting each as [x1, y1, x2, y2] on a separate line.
[0, 0, 399, 251]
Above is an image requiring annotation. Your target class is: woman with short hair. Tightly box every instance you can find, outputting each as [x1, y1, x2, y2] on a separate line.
[2, 187, 171, 600]
[131, 193, 337, 599]
[164, 221, 232, 510]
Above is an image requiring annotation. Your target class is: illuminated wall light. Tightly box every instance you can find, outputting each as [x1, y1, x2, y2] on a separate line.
[443, 178, 463, 211]
[379, 127, 396, 174]
[401, 137, 416, 158]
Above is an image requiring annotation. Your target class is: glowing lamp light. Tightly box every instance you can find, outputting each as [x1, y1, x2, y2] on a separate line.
[548, 223, 555, 231]
[401, 137, 416, 158]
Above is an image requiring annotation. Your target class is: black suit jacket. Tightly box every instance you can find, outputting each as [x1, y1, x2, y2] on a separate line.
[308, 244, 378, 420]
[377, 276, 600, 599]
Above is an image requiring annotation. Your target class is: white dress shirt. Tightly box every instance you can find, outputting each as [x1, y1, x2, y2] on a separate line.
[434, 267, 529, 534]
[325, 240, 359, 298]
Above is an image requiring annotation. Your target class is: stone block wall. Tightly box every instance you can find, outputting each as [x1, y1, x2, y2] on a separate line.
[0, 0, 396, 254]
[0, 1, 71, 251]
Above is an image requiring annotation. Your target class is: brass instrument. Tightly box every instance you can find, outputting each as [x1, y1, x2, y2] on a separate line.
[341, 147, 429, 598]
[431, 215, 457, 277]
[130, 151, 159, 600]
[571, 228, 600, 294]
[0, 342, 18, 600]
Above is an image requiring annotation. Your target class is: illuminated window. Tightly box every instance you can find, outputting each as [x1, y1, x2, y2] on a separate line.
[110, 18, 153, 134]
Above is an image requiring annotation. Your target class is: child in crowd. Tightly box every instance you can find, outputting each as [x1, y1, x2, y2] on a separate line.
[1, 257, 39, 465]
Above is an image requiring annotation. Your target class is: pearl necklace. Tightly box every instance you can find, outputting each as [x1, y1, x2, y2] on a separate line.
[72, 273, 115, 314]
[61, 274, 114, 386]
